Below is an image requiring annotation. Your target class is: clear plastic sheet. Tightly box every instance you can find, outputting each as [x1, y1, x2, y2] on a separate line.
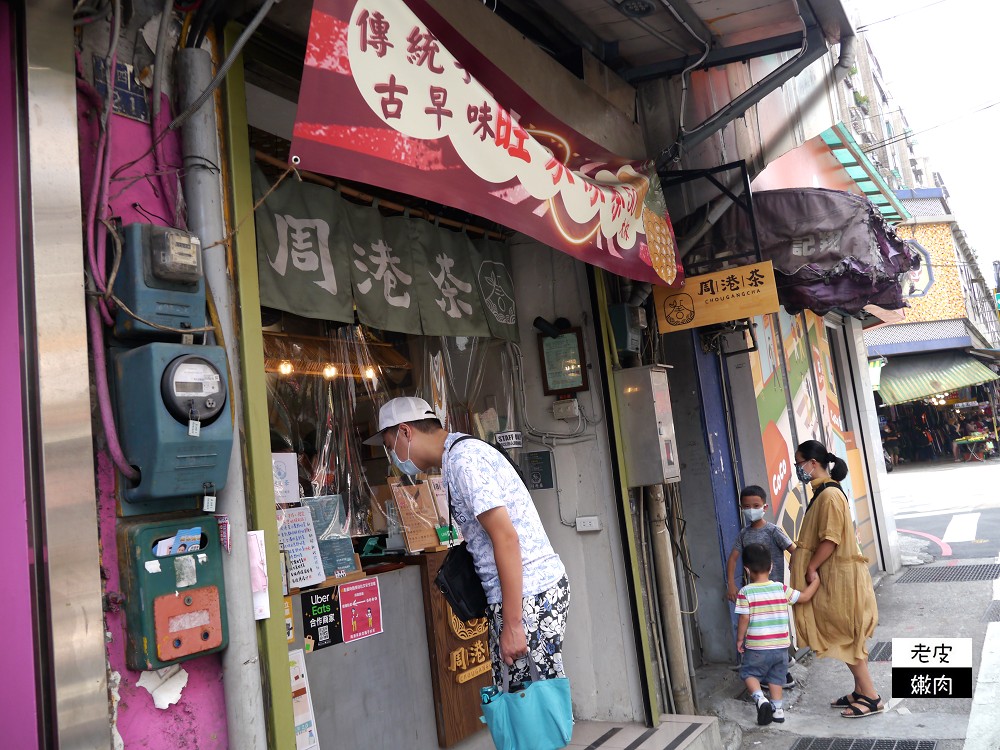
[266, 325, 402, 536]
[265, 322, 518, 540]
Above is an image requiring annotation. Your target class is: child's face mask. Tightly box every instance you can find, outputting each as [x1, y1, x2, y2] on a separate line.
[741, 507, 765, 525]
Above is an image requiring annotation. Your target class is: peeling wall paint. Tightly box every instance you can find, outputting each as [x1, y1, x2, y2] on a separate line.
[99, 453, 229, 748]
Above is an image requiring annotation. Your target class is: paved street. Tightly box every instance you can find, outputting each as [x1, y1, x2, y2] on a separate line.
[702, 456, 1000, 750]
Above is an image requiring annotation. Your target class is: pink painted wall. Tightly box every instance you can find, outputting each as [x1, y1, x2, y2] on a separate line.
[78, 75, 229, 746]
[0, 5, 40, 747]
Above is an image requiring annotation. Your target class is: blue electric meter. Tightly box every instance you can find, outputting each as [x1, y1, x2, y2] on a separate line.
[113, 342, 232, 515]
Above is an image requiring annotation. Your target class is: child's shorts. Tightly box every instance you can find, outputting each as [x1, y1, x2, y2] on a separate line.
[740, 647, 788, 686]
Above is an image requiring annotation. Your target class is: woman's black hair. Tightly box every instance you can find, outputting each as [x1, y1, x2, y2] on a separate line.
[797, 439, 848, 481]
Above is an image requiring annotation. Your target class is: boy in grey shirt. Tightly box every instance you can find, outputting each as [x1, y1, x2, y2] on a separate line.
[726, 485, 796, 688]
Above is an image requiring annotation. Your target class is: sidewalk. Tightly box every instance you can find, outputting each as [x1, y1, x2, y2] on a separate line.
[696, 555, 994, 749]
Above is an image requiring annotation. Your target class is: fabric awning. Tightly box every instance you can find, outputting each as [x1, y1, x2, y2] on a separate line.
[879, 351, 999, 405]
[868, 359, 884, 391]
[679, 188, 919, 316]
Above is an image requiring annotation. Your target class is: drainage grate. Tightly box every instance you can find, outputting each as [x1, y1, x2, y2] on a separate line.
[790, 740, 937, 750]
[896, 564, 1000, 584]
[868, 641, 893, 661]
[983, 600, 1000, 623]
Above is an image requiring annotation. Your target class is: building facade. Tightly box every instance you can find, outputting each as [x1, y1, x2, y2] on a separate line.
[3, 1, 920, 747]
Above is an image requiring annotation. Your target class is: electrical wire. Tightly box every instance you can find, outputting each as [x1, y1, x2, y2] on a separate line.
[522, 438, 576, 527]
[856, 0, 949, 31]
[152, 0, 175, 120]
[113, 0, 278, 182]
[659, 0, 711, 137]
[507, 342, 592, 441]
[862, 99, 1000, 154]
[102, 221, 215, 334]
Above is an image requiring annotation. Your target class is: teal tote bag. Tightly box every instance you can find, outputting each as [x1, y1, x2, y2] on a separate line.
[480, 660, 573, 750]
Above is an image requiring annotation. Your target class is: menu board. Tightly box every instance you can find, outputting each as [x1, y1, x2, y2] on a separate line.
[390, 481, 442, 552]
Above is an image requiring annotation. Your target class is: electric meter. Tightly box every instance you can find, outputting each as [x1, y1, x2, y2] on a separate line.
[112, 223, 207, 339]
[113, 342, 233, 515]
[161, 355, 226, 425]
[151, 230, 202, 283]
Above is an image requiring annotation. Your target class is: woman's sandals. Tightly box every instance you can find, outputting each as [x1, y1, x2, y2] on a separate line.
[830, 692, 861, 708]
[838, 693, 885, 718]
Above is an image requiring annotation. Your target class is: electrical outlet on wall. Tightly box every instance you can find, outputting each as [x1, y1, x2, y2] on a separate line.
[575, 516, 602, 532]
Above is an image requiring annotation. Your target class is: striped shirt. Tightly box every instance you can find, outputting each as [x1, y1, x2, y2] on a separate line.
[735, 581, 800, 650]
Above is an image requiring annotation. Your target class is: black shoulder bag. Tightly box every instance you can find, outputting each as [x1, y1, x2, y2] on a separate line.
[433, 436, 491, 622]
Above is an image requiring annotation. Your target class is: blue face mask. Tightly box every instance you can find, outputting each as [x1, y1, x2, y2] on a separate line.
[795, 462, 813, 483]
[390, 431, 421, 476]
[741, 507, 765, 525]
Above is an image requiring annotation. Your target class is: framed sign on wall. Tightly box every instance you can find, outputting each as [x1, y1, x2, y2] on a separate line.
[538, 327, 589, 396]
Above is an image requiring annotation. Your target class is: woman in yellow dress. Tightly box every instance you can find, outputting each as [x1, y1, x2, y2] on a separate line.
[790, 440, 883, 718]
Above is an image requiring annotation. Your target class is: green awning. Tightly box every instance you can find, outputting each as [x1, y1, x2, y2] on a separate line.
[869, 359, 884, 391]
[879, 351, 999, 405]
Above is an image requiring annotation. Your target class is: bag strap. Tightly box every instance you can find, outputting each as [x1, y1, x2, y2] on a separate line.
[444, 436, 479, 546]
[499, 651, 543, 692]
[806, 480, 843, 513]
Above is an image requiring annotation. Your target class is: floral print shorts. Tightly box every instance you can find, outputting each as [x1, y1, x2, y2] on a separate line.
[485, 575, 570, 687]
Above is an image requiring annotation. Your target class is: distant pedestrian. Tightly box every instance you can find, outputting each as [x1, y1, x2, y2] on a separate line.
[881, 422, 899, 466]
[791, 440, 883, 719]
[726, 485, 797, 688]
[736, 543, 820, 725]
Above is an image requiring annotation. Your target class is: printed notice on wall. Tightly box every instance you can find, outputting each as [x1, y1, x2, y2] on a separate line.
[301, 584, 343, 653]
[289, 648, 320, 750]
[277, 507, 326, 590]
[340, 577, 383, 643]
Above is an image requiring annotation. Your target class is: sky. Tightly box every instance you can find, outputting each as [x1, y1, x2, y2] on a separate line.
[854, 0, 1000, 285]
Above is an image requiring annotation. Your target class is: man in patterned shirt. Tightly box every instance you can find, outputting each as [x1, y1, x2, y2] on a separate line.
[736, 543, 819, 726]
[365, 397, 569, 687]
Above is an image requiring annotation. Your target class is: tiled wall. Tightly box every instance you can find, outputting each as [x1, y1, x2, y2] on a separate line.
[896, 222, 967, 323]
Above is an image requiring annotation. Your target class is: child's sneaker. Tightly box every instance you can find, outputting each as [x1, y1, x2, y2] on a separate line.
[755, 697, 773, 725]
[783, 672, 796, 689]
[772, 707, 785, 723]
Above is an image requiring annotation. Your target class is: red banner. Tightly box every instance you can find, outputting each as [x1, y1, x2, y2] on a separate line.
[291, 0, 682, 286]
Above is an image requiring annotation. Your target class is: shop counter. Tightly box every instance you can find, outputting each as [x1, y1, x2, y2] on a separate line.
[286, 554, 495, 749]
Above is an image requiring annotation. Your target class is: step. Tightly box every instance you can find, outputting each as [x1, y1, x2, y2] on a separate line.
[569, 715, 720, 750]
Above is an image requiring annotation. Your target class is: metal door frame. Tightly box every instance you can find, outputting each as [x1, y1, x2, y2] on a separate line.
[24, 2, 110, 746]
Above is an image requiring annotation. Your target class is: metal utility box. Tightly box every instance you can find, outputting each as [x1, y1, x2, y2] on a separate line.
[112, 223, 206, 339]
[614, 366, 681, 487]
[608, 303, 643, 355]
[113, 342, 232, 514]
[118, 516, 228, 670]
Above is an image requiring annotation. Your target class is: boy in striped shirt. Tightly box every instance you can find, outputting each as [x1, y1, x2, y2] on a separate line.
[736, 543, 820, 725]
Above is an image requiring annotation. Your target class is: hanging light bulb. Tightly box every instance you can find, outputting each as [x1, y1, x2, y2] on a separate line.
[278, 360, 293, 376]
[323, 364, 338, 379]
[365, 366, 376, 380]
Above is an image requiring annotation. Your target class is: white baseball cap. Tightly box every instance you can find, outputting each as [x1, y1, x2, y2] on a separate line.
[363, 396, 441, 445]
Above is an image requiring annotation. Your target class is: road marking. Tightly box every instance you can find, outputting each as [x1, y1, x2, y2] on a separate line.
[896, 529, 952, 556]
[942, 512, 981, 543]
[896, 507, 982, 520]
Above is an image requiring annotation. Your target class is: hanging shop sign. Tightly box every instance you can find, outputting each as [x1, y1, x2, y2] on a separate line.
[653, 261, 780, 333]
[253, 165, 519, 340]
[289, 0, 682, 288]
